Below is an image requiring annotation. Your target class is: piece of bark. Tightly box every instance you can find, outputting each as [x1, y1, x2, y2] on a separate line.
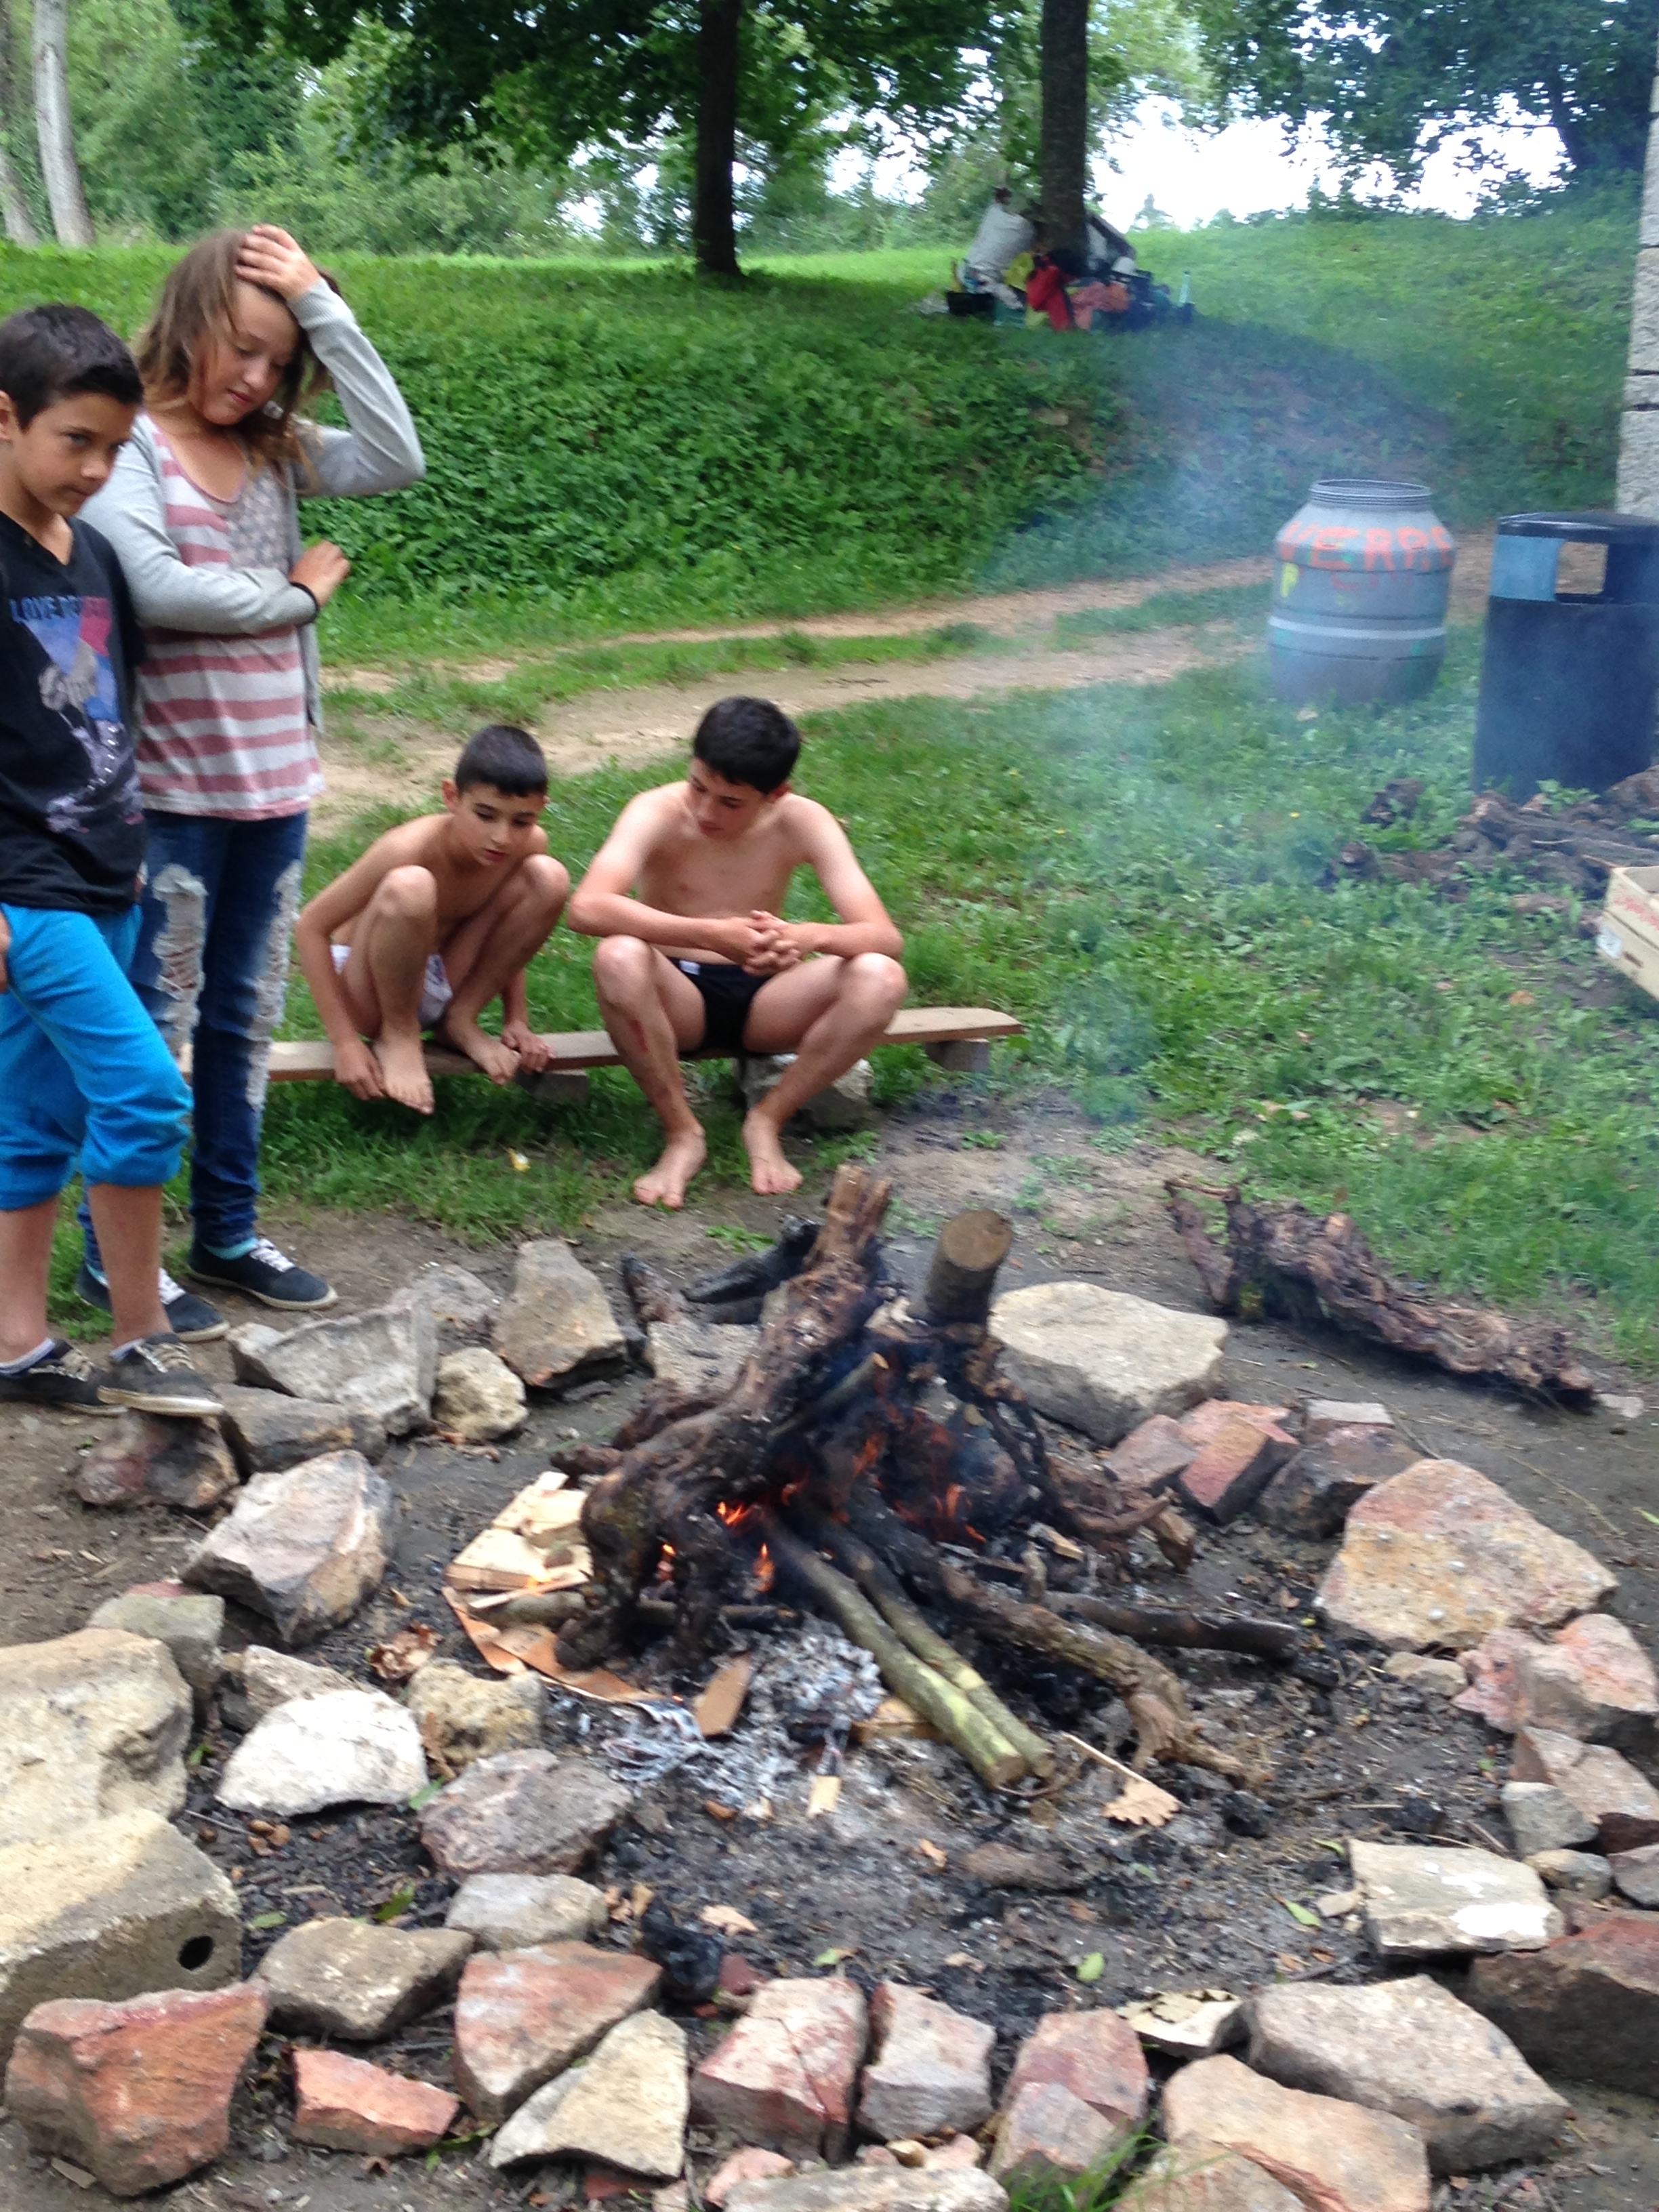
[621, 1254, 688, 1326]
[924, 1210, 1014, 1326]
[1166, 1183, 1594, 1400]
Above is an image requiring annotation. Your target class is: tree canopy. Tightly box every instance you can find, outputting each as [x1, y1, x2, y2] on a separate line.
[1193, 0, 1659, 185]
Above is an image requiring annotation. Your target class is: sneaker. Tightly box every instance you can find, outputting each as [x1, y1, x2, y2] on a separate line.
[97, 1334, 224, 1418]
[0, 1338, 120, 1414]
[75, 1261, 228, 1345]
[184, 1237, 336, 1312]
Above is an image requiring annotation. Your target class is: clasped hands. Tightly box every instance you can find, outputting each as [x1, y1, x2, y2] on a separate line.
[708, 910, 809, 976]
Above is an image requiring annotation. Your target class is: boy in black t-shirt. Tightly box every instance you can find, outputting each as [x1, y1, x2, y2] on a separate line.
[0, 305, 220, 1416]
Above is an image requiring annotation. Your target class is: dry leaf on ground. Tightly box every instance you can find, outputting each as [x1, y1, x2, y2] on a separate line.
[1101, 1773, 1180, 1827]
[700, 1904, 758, 1935]
[367, 1624, 438, 1681]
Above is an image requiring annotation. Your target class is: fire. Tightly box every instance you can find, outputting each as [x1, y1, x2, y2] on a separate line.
[756, 1543, 775, 1594]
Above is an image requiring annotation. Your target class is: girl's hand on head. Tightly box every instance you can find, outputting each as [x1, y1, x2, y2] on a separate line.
[237, 225, 322, 303]
[291, 541, 350, 608]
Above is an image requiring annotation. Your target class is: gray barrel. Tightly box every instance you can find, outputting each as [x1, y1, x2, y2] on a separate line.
[1268, 478, 1456, 705]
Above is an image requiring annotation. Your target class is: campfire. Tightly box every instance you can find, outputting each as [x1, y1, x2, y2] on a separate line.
[537, 1164, 1271, 1795]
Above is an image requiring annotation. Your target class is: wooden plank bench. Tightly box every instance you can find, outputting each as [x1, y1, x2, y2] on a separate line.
[264, 1006, 1024, 1107]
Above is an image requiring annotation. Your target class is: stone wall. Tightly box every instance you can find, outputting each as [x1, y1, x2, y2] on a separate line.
[1616, 57, 1659, 512]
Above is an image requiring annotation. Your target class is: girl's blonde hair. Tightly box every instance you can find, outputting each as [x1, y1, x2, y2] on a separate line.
[134, 228, 339, 475]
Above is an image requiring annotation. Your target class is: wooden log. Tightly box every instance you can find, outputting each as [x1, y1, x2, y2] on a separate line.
[924, 1210, 1015, 1326]
[789, 1503, 1055, 1778]
[1046, 1592, 1299, 1662]
[764, 1518, 1029, 1789]
[558, 1162, 894, 1667]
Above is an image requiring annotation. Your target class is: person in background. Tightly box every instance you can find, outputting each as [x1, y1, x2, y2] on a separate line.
[79, 224, 424, 1332]
[964, 186, 1036, 308]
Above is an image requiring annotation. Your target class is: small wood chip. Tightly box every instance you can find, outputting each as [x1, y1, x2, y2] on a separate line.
[701, 1904, 758, 1935]
[806, 1774, 842, 1819]
[693, 1653, 756, 1739]
[50, 2159, 96, 2189]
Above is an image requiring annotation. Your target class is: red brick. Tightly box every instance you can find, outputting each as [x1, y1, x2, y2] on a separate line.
[1511, 1727, 1659, 1853]
[292, 2047, 459, 2156]
[453, 1942, 661, 2124]
[1178, 1400, 1291, 1446]
[1469, 1912, 1659, 2097]
[1178, 1416, 1297, 1524]
[708, 2148, 796, 2204]
[3, 1983, 267, 2198]
[691, 1976, 867, 2160]
[1004, 2009, 1149, 2132]
[1102, 1417, 1195, 1492]
[991, 2082, 1118, 2185]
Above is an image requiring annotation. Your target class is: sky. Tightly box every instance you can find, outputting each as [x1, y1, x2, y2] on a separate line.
[833, 98, 1571, 230]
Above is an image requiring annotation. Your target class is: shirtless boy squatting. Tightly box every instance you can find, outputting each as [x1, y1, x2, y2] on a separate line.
[294, 724, 569, 1115]
[567, 695, 907, 1206]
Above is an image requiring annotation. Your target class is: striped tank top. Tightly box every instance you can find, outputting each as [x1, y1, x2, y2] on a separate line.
[135, 424, 320, 819]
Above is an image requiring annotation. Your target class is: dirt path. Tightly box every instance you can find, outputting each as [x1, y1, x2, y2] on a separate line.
[315, 621, 1251, 822]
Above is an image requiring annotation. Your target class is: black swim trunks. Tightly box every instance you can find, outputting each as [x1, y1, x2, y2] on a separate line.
[674, 960, 766, 1055]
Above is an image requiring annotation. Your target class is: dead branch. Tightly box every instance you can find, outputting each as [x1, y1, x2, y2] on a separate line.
[1046, 1592, 1299, 1663]
[1166, 1183, 1595, 1401]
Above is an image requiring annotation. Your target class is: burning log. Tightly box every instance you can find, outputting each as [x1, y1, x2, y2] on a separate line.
[1045, 1592, 1299, 1664]
[1166, 1183, 1594, 1401]
[561, 1165, 1267, 1788]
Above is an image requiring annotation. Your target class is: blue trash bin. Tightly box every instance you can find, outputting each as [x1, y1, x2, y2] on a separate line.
[1473, 511, 1659, 798]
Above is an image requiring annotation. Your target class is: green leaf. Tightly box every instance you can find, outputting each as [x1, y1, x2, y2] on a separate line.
[1639, 1510, 1659, 1526]
[813, 1946, 854, 1967]
[373, 1885, 417, 1924]
[248, 1911, 287, 1931]
[407, 1780, 443, 1811]
[186, 1742, 208, 1769]
[1077, 1952, 1105, 1984]
[1282, 1900, 1320, 1928]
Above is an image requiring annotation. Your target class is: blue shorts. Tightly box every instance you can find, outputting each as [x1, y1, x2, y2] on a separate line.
[0, 903, 191, 1211]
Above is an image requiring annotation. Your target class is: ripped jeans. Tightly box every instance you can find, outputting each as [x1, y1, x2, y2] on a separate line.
[81, 810, 308, 1265]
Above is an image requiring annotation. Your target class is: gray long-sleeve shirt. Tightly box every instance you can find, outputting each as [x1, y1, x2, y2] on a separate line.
[81, 276, 425, 737]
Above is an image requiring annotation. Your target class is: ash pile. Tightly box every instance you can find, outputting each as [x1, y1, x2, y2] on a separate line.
[1, 1170, 1657, 2208]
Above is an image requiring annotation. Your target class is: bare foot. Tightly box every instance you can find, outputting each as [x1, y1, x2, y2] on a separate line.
[634, 1124, 706, 1209]
[743, 1109, 803, 1196]
[439, 1013, 520, 1086]
[374, 1031, 434, 1114]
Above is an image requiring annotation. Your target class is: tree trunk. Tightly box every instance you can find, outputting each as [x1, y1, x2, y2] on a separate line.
[1039, 0, 1090, 263]
[31, 0, 90, 248]
[693, 0, 741, 276]
[0, 0, 37, 245]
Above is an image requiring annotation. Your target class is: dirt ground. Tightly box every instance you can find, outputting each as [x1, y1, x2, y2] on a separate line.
[1, 1080, 1656, 2212]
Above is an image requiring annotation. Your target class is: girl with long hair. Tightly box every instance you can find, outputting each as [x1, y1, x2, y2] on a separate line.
[79, 223, 424, 1331]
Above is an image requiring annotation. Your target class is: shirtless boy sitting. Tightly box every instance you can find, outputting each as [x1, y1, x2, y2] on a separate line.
[567, 695, 907, 1206]
[294, 724, 569, 1114]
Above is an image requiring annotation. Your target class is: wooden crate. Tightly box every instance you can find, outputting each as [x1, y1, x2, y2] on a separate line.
[1597, 866, 1659, 1002]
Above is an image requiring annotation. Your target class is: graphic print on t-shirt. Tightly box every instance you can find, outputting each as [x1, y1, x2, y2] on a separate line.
[12, 591, 141, 837]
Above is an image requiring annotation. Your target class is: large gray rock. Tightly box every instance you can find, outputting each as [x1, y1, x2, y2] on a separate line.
[255, 1917, 472, 2040]
[218, 1688, 426, 1816]
[0, 1811, 239, 2062]
[420, 1748, 632, 1877]
[230, 1305, 436, 1436]
[73, 1412, 241, 1510]
[406, 1662, 544, 1774]
[215, 1382, 387, 1475]
[493, 1238, 628, 1391]
[432, 1347, 527, 1442]
[1511, 1727, 1659, 1853]
[182, 1450, 393, 1646]
[1349, 1841, 1561, 1957]
[647, 1319, 758, 1399]
[491, 2009, 688, 2175]
[1315, 1460, 1617, 1652]
[232, 1644, 352, 1717]
[989, 1283, 1226, 1445]
[739, 1054, 874, 1132]
[1609, 1843, 1659, 1906]
[725, 2173, 1008, 2212]
[858, 1985, 994, 2142]
[400, 1263, 499, 1345]
[85, 1593, 223, 1714]
[1501, 1782, 1598, 1858]
[1247, 1975, 1570, 2172]
[445, 1872, 608, 1951]
[1529, 1849, 1613, 1900]
[0, 1630, 190, 1848]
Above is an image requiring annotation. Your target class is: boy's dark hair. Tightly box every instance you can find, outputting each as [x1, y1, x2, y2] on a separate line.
[0, 304, 141, 427]
[455, 724, 548, 796]
[693, 695, 801, 794]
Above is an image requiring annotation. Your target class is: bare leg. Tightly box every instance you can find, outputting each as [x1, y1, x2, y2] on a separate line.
[434, 856, 569, 1083]
[336, 867, 441, 1114]
[85, 1185, 171, 1345]
[739, 953, 908, 1195]
[0, 1197, 58, 1361]
[592, 937, 709, 1208]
